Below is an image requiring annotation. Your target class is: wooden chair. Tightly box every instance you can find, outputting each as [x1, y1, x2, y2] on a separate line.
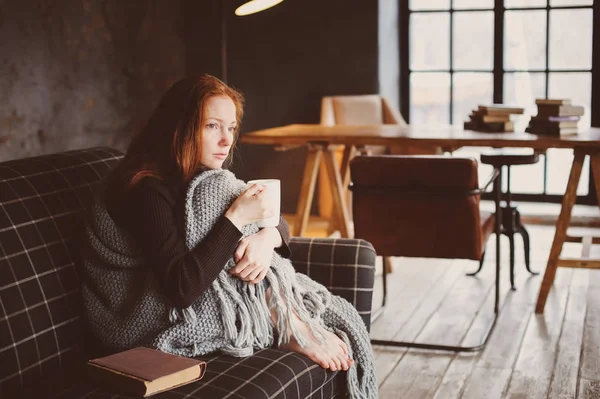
[350, 154, 501, 352]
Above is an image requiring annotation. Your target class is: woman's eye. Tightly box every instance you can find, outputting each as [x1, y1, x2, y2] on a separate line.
[228, 127, 236, 133]
[207, 123, 219, 130]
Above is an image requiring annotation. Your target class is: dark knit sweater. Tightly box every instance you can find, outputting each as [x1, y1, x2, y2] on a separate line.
[105, 176, 291, 309]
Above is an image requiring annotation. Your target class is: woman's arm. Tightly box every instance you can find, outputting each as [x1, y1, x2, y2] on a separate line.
[228, 215, 291, 284]
[121, 180, 243, 309]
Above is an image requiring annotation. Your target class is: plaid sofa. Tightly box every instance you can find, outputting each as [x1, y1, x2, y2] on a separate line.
[0, 147, 377, 399]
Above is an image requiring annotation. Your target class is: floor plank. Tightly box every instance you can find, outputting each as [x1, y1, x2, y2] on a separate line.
[372, 258, 454, 385]
[579, 269, 600, 395]
[578, 379, 600, 399]
[503, 269, 573, 399]
[383, 258, 497, 398]
[431, 260, 533, 399]
[547, 270, 589, 399]
[370, 225, 600, 398]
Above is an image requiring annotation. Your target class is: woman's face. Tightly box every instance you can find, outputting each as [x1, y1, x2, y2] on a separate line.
[200, 95, 237, 169]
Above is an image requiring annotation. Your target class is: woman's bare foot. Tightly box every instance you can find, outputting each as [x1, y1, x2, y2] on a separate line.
[266, 287, 354, 370]
[281, 321, 354, 371]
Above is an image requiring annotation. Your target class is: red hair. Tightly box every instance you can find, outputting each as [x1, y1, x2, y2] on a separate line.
[107, 74, 244, 198]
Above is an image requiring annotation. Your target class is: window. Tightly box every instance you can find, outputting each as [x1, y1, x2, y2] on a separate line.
[401, 0, 597, 204]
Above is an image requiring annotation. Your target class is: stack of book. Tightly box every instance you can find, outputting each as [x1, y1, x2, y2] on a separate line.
[525, 99, 584, 136]
[464, 104, 525, 133]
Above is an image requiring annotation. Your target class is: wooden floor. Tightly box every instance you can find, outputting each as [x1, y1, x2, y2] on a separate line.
[370, 224, 600, 399]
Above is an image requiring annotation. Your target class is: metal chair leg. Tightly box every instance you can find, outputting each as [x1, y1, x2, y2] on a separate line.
[371, 256, 391, 323]
[508, 234, 516, 290]
[382, 256, 390, 308]
[517, 225, 538, 275]
[370, 233, 501, 352]
[466, 250, 486, 276]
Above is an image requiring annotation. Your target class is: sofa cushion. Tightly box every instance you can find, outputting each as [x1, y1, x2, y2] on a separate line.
[52, 348, 345, 398]
[289, 237, 376, 331]
[0, 147, 124, 396]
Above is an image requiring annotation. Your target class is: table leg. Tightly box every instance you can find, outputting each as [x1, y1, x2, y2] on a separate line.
[328, 145, 356, 234]
[293, 146, 323, 237]
[340, 145, 356, 192]
[535, 149, 585, 314]
[323, 146, 352, 238]
[589, 152, 600, 210]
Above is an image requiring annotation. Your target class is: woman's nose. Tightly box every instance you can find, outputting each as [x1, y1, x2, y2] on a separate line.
[220, 129, 234, 146]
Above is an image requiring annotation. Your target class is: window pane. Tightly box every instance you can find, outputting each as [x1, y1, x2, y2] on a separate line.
[504, 72, 546, 131]
[453, 12, 494, 70]
[549, 9, 592, 70]
[410, 13, 450, 70]
[453, 73, 493, 125]
[550, 0, 592, 6]
[546, 149, 590, 195]
[409, 0, 450, 10]
[453, 0, 493, 9]
[509, 153, 546, 194]
[548, 72, 592, 129]
[410, 73, 450, 125]
[504, 10, 546, 71]
[505, 0, 547, 8]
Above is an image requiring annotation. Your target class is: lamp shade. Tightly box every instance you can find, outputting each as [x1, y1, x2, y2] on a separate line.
[234, 0, 284, 16]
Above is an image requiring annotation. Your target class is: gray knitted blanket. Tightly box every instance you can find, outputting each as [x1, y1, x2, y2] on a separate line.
[81, 169, 377, 398]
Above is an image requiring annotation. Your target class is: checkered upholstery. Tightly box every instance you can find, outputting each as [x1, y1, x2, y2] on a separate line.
[0, 148, 123, 397]
[0, 147, 376, 399]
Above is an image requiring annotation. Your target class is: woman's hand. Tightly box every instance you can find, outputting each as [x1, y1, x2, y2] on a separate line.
[225, 184, 276, 230]
[229, 228, 281, 284]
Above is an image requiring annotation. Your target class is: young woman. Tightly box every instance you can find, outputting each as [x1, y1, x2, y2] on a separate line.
[94, 74, 353, 371]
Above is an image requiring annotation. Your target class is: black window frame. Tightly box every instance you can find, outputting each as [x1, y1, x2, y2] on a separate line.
[399, 0, 600, 205]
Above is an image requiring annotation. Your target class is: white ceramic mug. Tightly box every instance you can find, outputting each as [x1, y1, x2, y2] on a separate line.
[247, 179, 281, 228]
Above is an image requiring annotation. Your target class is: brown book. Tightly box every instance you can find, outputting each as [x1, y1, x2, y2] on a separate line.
[526, 125, 579, 137]
[530, 117, 579, 129]
[87, 347, 206, 397]
[477, 104, 524, 115]
[536, 105, 585, 118]
[482, 114, 511, 123]
[535, 98, 572, 106]
[464, 120, 513, 133]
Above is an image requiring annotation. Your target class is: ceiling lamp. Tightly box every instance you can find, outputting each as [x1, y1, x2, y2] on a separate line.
[235, 0, 284, 16]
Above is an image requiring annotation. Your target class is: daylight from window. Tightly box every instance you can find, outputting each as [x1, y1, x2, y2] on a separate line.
[408, 0, 593, 199]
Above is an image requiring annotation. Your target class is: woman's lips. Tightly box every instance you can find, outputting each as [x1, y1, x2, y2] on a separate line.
[214, 153, 227, 160]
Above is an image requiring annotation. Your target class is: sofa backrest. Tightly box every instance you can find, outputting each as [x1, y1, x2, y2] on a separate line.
[0, 147, 123, 396]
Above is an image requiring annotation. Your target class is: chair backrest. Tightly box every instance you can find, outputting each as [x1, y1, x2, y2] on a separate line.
[0, 147, 123, 396]
[320, 95, 407, 126]
[350, 155, 484, 260]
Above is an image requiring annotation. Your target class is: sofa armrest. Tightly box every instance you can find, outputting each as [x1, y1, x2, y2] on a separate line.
[289, 237, 376, 330]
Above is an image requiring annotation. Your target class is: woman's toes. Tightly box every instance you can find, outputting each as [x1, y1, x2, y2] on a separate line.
[328, 359, 338, 371]
[338, 342, 349, 356]
[331, 349, 343, 370]
[337, 351, 350, 369]
[338, 356, 349, 371]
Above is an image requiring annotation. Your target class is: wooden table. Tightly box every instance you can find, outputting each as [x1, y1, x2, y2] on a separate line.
[240, 124, 600, 313]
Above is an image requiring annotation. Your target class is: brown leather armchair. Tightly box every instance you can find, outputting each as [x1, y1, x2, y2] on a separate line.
[350, 155, 502, 352]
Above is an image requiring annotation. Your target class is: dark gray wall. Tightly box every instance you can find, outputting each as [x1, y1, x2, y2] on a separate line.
[1, 0, 380, 213]
[0, 0, 186, 160]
